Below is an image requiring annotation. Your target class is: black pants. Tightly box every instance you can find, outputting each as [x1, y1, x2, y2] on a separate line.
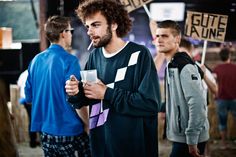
[24, 104, 37, 147]
[170, 141, 206, 157]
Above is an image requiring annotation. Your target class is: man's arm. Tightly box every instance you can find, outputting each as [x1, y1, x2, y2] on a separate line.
[83, 49, 161, 117]
[149, 19, 166, 73]
[149, 19, 158, 39]
[200, 64, 218, 95]
[180, 64, 208, 144]
[103, 50, 162, 116]
[65, 75, 89, 109]
[181, 64, 207, 156]
[76, 106, 89, 134]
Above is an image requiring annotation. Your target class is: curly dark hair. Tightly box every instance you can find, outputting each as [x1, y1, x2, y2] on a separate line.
[76, 0, 132, 38]
[45, 16, 70, 43]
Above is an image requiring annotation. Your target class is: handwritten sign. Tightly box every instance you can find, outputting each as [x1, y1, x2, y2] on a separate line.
[185, 11, 228, 42]
[120, 0, 153, 13]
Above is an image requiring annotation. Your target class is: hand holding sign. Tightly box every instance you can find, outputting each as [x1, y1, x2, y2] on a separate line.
[119, 0, 153, 13]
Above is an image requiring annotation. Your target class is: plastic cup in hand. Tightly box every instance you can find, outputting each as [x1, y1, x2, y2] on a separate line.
[80, 69, 98, 83]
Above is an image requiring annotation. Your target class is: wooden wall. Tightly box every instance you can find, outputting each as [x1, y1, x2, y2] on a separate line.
[9, 85, 28, 143]
[0, 81, 19, 157]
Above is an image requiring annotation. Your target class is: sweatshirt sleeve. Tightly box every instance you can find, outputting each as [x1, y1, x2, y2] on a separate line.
[67, 55, 96, 109]
[180, 64, 208, 145]
[104, 49, 162, 117]
[67, 82, 90, 109]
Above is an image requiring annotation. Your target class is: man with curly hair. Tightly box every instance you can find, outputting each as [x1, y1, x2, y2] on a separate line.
[65, 0, 161, 157]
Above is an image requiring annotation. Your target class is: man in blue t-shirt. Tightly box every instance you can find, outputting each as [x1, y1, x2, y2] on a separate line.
[25, 16, 91, 157]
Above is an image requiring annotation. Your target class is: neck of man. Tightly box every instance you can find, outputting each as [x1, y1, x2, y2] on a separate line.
[225, 58, 231, 63]
[104, 36, 126, 54]
[165, 46, 179, 61]
[53, 40, 68, 51]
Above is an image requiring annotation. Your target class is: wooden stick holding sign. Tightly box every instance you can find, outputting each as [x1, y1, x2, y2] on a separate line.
[143, 4, 152, 19]
[119, 0, 153, 13]
[201, 40, 208, 65]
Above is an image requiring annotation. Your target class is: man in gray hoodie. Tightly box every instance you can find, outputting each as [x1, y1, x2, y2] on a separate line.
[155, 20, 209, 157]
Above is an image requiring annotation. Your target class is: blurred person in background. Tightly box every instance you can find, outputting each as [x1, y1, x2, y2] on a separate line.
[179, 38, 217, 97]
[213, 48, 236, 149]
[17, 69, 40, 148]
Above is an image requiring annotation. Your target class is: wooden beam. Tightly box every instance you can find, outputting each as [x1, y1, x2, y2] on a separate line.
[39, 0, 47, 51]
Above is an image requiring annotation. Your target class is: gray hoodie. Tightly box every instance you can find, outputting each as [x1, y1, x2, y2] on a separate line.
[165, 52, 209, 145]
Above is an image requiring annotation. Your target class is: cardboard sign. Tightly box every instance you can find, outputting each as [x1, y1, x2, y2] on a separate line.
[185, 11, 228, 42]
[120, 0, 153, 13]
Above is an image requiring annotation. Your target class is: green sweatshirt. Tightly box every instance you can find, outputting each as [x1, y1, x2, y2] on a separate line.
[69, 42, 161, 157]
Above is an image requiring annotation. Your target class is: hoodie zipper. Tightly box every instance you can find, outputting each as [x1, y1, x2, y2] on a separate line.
[177, 106, 182, 133]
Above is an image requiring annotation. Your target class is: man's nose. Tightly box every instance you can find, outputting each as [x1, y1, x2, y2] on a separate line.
[87, 27, 93, 36]
[156, 37, 163, 43]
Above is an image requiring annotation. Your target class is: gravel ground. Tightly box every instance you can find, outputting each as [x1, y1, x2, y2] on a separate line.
[18, 139, 236, 157]
[18, 142, 43, 157]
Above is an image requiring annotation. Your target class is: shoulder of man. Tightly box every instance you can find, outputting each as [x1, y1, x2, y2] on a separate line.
[169, 52, 194, 70]
[127, 42, 149, 52]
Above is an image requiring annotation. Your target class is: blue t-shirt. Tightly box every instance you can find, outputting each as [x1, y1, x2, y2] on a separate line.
[25, 44, 83, 136]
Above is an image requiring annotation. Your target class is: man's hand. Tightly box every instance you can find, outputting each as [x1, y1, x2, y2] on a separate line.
[188, 144, 203, 157]
[83, 79, 107, 100]
[149, 19, 158, 39]
[65, 75, 79, 96]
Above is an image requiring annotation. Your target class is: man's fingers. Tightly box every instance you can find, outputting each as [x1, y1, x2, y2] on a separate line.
[70, 75, 77, 81]
[97, 79, 101, 84]
[65, 87, 77, 95]
[65, 76, 79, 96]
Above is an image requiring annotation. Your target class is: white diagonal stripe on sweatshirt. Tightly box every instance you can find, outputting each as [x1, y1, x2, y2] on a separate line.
[106, 83, 114, 89]
[128, 51, 140, 66]
[115, 67, 127, 82]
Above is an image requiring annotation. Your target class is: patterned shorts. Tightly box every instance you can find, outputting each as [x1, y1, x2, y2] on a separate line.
[40, 132, 91, 157]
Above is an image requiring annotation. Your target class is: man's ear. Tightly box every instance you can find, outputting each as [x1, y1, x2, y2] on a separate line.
[175, 35, 181, 45]
[60, 32, 65, 39]
[111, 22, 118, 31]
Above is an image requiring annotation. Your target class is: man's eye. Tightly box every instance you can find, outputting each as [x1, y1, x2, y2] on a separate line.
[94, 24, 100, 27]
